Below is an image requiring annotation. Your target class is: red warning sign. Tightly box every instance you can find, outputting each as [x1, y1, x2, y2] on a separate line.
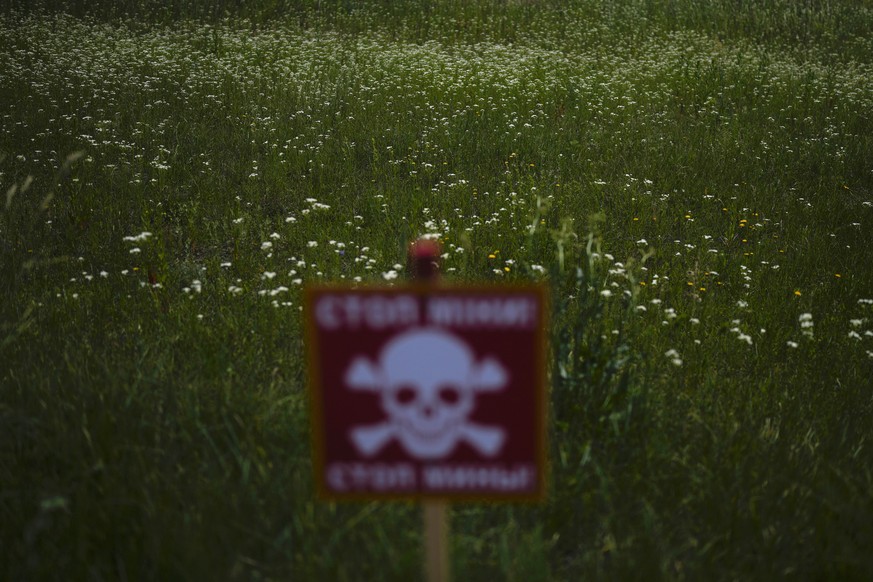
[305, 285, 547, 501]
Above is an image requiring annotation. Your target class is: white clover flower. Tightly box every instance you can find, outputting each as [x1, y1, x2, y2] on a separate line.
[850, 319, 864, 327]
[664, 349, 682, 366]
[262, 271, 277, 280]
[848, 331, 862, 340]
[787, 341, 799, 348]
[307, 241, 318, 248]
[690, 318, 700, 325]
[232, 217, 244, 224]
[799, 313, 814, 338]
[220, 262, 232, 268]
[600, 289, 613, 298]
[382, 270, 399, 281]
[129, 247, 141, 254]
[270, 232, 281, 240]
[123, 232, 152, 243]
[99, 271, 109, 278]
[737, 333, 753, 345]
[261, 241, 273, 251]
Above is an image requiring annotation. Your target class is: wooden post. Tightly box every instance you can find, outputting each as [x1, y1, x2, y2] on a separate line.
[407, 238, 450, 582]
[424, 499, 449, 582]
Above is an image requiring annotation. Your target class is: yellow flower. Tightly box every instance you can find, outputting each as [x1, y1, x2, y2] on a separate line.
[504, 266, 511, 272]
[488, 254, 496, 259]
[699, 287, 706, 292]
[835, 273, 841, 278]
[794, 290, 802, 297]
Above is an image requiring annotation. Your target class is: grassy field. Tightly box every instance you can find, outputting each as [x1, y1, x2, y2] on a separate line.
[2, 1, 873, 579]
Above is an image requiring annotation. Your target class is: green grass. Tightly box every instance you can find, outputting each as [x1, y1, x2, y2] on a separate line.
[2, 1, 873, 579]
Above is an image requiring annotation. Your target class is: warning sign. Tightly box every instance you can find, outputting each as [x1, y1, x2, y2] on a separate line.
[305, 285, 547, 501]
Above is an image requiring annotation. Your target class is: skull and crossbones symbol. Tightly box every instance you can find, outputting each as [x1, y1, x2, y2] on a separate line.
[345, 327, 507, 460]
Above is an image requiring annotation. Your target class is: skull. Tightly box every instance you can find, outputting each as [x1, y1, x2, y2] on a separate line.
[346, 327, 507, 459]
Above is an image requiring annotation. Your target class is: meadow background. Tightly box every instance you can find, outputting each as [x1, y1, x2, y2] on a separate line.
[2, 0, 873, 579]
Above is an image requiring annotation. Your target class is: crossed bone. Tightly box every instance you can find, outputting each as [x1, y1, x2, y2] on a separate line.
[351, 420, 505, 458]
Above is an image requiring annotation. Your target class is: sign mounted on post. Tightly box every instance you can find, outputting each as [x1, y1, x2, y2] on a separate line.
[305, 285, 547, 501]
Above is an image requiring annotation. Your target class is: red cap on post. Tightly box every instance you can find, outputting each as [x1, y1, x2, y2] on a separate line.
[407, 239, 441, 282]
